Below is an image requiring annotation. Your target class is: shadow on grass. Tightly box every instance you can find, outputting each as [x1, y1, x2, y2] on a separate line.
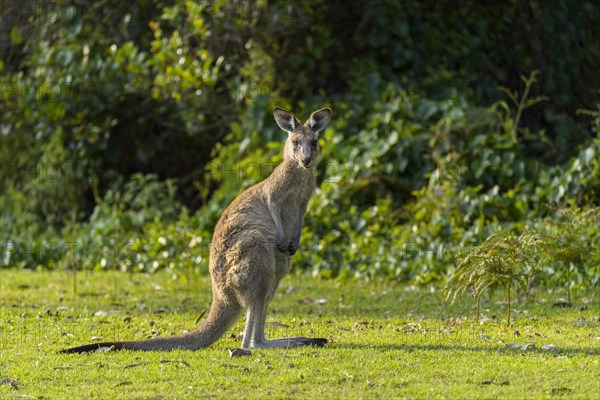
[331, 342, 598, 356]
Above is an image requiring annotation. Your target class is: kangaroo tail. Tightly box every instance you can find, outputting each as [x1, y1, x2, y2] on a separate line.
[60, 300, 240, 353]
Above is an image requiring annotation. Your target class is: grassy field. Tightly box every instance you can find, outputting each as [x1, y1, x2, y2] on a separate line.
[0, 269, 598, 399]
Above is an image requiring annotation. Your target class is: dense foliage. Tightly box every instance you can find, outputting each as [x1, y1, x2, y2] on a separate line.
[1, 1, 599, 295]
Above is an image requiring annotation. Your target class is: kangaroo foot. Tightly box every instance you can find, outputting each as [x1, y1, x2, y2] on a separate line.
[246, 337, 328, 349]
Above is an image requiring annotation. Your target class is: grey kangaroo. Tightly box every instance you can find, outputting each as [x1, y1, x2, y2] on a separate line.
[61, 107, 332, 353]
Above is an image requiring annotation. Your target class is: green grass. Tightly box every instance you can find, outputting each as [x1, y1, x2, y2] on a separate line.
[1, 269, 598, 399]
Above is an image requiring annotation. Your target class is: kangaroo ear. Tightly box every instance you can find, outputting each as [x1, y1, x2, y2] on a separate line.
[273, 107, 301, 133]
[306, 108, 332, 132]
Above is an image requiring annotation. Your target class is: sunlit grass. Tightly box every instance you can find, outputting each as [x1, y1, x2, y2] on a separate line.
[1, 269, 598, 399]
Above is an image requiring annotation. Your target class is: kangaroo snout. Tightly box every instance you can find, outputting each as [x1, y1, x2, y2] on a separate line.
[301, 158, 311, 167]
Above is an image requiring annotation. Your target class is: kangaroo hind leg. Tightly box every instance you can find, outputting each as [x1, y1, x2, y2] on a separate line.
[241, 295, 327, 350]
[237, 251, 326, 349]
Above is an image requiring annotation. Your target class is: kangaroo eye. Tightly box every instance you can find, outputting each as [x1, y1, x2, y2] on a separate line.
[311, 140, 318, 147]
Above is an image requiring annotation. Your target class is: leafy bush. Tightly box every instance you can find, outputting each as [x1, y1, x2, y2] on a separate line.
[1, 0, 599, 298]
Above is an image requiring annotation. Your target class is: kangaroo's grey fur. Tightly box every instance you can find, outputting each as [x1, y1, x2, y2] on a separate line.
[61, 107, 332, 353]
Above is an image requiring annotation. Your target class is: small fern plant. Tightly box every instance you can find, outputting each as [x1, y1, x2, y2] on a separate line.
[446, 232, 545, 327]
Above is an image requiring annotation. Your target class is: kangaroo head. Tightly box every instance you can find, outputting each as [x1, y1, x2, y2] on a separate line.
[273, 107, 332, 169]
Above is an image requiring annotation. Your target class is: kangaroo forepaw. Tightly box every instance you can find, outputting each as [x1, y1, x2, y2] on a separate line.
[286, 241, 298, 256]
[277, 240, 298, 255]
[277, 239, 288, 253]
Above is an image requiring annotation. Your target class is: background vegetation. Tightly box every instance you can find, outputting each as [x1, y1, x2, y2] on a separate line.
[1, 0, 599, 298]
